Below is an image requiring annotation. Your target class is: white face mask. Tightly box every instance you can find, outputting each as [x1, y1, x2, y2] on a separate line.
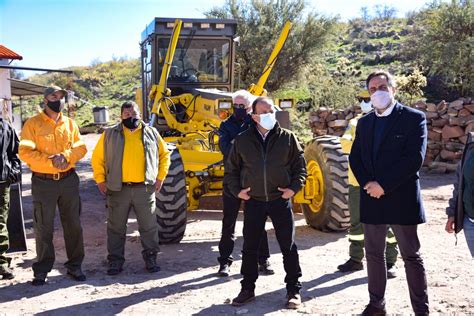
[360, 101, 372, 113]
[370, 90, 393, 110]
[258, 112, 277, 130]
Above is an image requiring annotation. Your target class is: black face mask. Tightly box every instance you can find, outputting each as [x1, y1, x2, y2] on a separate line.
[233, 107, 248, 121]
[47, 100, 63, 113]
[122, 117, 140, 129]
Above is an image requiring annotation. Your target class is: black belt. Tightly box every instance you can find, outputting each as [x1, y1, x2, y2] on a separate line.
[33, 168, 75, 181]
[122, 182, 145, 187]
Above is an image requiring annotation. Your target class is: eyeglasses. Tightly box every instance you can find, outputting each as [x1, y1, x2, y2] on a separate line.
[357, 97, 370, 103]
[233, 103, 246, 109]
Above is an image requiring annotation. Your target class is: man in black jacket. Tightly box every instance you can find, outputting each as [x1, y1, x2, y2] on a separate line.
[226, 97, 307, 309]
[217, 90, 273, 277]
[0, 118, 21, 280]
[349, 70, 429, 315]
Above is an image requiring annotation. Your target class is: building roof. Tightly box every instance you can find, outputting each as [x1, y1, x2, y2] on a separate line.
[0, 45, 23, 60]
[8, 78, 46, 97]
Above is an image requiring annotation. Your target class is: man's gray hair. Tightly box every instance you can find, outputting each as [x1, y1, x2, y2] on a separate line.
[232, 89, 253, 105]
[121, 101, 140, 114]
[366, 70, 397, 88]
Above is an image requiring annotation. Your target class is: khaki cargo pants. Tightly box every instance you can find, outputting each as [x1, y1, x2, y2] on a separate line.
[106, 184, 159, 267]
[31, 172, 84, 275]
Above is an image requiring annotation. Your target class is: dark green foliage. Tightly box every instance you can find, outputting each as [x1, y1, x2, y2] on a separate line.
[205, 0, 337, 91]
[402, 0, 473, 99]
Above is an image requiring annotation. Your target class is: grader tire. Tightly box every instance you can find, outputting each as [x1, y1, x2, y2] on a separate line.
[156, 149, 187, 244]
[301, 136, 350, 231]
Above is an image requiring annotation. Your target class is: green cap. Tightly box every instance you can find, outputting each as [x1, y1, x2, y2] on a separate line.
[44, 85, 67, 98]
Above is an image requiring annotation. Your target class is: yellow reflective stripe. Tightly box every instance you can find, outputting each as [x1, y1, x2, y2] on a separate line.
[386, 236, 397, 243]
[72, 140, 85, 148]
[19, 139, 36, 149]
[349, 234, 365, 241]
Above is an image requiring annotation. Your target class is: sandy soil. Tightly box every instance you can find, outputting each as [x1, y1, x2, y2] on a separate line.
[0, 133, 473, 316]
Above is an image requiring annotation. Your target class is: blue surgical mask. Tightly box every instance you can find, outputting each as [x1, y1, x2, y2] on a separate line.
[258, 112, 277, 130]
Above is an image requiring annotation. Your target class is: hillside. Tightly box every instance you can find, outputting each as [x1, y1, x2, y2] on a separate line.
[17, 58, 140, 127]
[329, 18, 412, 75]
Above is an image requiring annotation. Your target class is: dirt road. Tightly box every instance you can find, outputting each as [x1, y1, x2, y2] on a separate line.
[0, 134, 472, 315]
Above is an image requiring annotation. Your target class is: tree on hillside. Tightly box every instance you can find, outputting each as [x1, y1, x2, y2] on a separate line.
[360, 6, 370, 21]
[402, 0, 473, 99]
[374, 4, 397, 20]
[205, 0, 337, 91]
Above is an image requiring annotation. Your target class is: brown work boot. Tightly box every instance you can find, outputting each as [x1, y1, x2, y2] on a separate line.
[231, 289, 255, 306]
[286, 291, 301, 309]
[0, 266, 14, 280]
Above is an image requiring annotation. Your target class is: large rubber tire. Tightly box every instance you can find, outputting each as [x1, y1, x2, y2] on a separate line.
[301, 136, 350, 231]
[156, 148, 187, 243]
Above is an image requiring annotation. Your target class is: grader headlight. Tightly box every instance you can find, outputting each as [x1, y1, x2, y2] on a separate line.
[278, 99, 294, 109]
[217, 100, 232, 120]
[218, 100, 231, 109]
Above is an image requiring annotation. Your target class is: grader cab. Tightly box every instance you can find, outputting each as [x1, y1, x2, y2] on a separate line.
[137, 18, 350, 243]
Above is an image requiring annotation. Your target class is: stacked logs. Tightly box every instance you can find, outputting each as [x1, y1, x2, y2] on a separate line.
[309, 97, 473, 173]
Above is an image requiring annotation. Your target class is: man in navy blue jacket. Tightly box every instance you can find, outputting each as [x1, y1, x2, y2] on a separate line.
[349, 70, 429, 316]
[216, 90, 273, 277]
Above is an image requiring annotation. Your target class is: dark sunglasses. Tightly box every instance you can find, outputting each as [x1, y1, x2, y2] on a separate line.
[233, 103, 246, 109]
[357, 97, 370, 103]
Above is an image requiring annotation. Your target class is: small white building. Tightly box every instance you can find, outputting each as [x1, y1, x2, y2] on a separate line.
[0, 45, 23, 129]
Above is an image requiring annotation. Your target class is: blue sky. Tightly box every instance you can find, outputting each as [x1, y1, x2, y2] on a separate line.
[0, 0, 427, 76]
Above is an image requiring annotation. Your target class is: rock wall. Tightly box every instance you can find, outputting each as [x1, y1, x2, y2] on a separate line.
[309, 97, 473, 173]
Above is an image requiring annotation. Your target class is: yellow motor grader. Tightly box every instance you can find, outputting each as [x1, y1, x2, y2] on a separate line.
[136, 18, 349, 243]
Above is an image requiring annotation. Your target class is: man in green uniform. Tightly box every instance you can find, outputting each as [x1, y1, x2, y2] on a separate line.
[0, 117, 21, 280]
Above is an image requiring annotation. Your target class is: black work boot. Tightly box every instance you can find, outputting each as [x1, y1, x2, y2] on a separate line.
[258, 260, 275, 275]
[217, 263, 230, 277]
[32, 272, 47, 286]
[142, 250, 160, 273]
[0, 266, 15, 280]
[232, 289, 255, 306]
[337, 258, 363, 272]
[361, 304, 387, 316]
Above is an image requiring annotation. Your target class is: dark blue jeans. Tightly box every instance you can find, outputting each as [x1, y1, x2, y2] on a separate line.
[218, 189, 270, 266]
[241, 197, 302, 293]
